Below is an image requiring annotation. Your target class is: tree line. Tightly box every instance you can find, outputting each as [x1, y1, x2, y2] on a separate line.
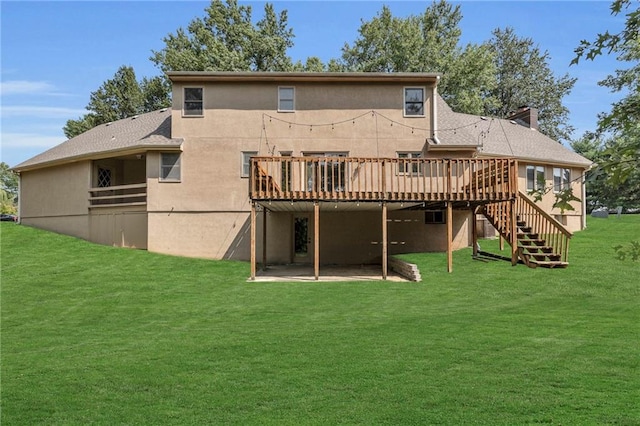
[55, 0, 638, 213]
[64, 0, 576, 142]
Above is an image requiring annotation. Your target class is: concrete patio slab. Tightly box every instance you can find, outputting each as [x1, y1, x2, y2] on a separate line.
[250, 264, 409, 282]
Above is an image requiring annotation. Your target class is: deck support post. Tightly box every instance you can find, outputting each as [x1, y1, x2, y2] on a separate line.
[447, 202, 453, 273]
[471, 206, 478, 258]
[510, 199, 518, 265]
[382, 202, 388, 280]
[262, 207, 267, 271]
[314, 201, 320, 281]
[250, 201, 256, 280]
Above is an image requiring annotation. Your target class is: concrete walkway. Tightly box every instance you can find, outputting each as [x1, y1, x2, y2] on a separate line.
[251, 264, 409, 282]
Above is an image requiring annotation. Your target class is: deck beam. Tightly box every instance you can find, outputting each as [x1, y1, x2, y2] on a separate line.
[262, 207, 267, 271]
[382, 202, 388, 280]
[447, 202, 453, 273]
[250, 202, 256, 280]
[314, 202, 319, 280]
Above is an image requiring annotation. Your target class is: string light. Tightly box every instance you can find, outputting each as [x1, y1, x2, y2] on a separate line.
[259, 111, 495, 152]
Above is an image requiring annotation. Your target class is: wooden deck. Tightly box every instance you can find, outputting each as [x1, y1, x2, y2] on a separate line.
[248, 156, 520, 280]
[250, 157, 518, 204]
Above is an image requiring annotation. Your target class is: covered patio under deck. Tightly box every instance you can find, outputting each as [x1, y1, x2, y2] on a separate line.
[248, 156, 518, 280]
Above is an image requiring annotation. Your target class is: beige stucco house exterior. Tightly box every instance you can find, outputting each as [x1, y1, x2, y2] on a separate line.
[14, 72, 591, 276]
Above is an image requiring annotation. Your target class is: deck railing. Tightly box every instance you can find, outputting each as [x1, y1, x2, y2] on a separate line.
[88, 183, 147, 208]
[250, 157, 517, 203]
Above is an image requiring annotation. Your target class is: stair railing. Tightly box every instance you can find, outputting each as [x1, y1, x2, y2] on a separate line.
[515, 191, 572, 263]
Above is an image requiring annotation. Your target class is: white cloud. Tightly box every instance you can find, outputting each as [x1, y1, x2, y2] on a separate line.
[1, 105, 86, 119]
[0, 80, 57, 95]
[1, 132, 65, 149]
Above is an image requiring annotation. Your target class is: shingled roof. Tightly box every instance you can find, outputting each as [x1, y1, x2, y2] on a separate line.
[435, 96, 592, 168]
[13, 108, 183, 172]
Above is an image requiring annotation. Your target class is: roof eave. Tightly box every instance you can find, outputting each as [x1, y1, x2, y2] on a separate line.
[167, 71, 441, 85]
[13, 142, 183, 173]
[476, 153, 592, 169]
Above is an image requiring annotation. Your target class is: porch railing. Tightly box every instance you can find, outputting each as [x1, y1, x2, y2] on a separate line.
[250, 157, 517, 203]
[88, 183, 147, 208]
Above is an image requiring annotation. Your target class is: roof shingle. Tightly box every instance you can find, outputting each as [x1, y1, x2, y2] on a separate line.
[435, 96, 592, 167]
[13, 108, 182, 171]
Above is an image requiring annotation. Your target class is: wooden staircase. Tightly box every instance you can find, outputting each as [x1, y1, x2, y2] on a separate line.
[481, 191, 572, 268]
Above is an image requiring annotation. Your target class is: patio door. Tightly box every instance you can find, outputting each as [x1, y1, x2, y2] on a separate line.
[304, 152, 347, 192]
[293, 215, 312, 261]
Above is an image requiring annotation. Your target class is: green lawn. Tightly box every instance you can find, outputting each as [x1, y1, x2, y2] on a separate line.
[1, 217, 638, 425]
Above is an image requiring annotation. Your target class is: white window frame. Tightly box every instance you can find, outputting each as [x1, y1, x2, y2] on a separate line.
[404, 87, 425, 117]
[553, 168, 571, 193]
[160, 153, 181, 182]
[526, 165, 545, 191]
[278, 86, 295, 112]
[397, 152, 422, 175]
[242, 151, 258, 178]
[183, 87, 203, 117]
[96, 166, 113, 188]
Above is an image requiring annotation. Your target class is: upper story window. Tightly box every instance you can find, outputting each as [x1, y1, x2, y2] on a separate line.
[183, 87, 203, 116]
[526, 165, 545, 191]
[404, 87, 425, 117]
[278, 87, 295, 112]
[553, 168, 571, 192]
[160, 153, 181, 182]
[398, 152, 422, 175]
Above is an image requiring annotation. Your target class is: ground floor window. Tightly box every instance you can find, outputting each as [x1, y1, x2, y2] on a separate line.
[398, 152, 422, 175]
[160, 153, 181, 181]
[242, 151, 258, 178]
[97, 167, 112, 187]
[526, 165, 545, 191]
[280, 151, 292, 191]
[553, 168, 571, 192]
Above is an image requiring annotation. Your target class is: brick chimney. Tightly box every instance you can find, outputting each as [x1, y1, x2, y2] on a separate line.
[507, 106, 538, 130]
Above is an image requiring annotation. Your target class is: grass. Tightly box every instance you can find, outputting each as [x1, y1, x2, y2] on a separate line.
[1, 217, 639, 425]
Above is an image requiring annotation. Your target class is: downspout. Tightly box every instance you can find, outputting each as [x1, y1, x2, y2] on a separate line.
[582, 169, 587, 229]
[17, 173, 21, 224]
[432, 77, 441, 145]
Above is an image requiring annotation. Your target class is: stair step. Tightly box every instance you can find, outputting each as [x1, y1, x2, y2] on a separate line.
[519, 245, 553, 254]
[517, 220, 526, 227]
[519, 226, 532, 233]
[518, 239, 546, 246]
[529, 260, 569, 269]
[518, 232, 539, 239]
[529, 253, 562, 261]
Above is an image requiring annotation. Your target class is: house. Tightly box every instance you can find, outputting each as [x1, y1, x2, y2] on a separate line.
[13, 72, 592, 278]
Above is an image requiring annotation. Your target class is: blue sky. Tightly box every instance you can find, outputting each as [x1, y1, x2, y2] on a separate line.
[0, 1, 626, 167]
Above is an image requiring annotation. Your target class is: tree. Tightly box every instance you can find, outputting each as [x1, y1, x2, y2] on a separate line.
[150, 0, 296, 72]
[0, 162, 19, 214]
[64, 66, 171, 139]
[571, 131, 640, 211]
[338, 2, 498, 115]
[572, 0, 640, 186]
[292, 56, 327, 72]
[487, 27, 577, 142]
